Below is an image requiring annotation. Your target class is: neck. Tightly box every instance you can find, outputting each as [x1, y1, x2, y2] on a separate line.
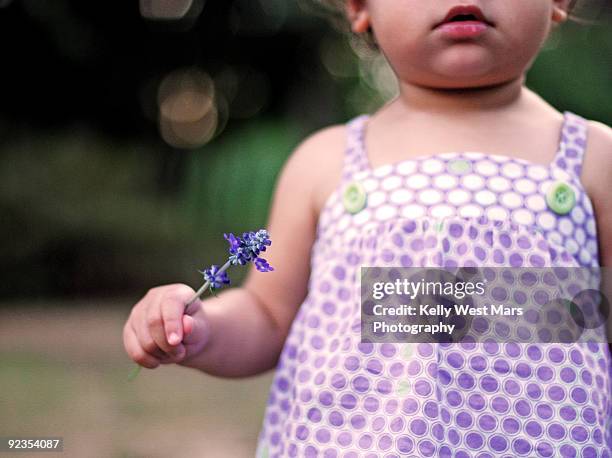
[394, 75, 526, 115]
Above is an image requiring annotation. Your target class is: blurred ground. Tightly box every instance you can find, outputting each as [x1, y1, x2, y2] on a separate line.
[0, 301, 273, 458]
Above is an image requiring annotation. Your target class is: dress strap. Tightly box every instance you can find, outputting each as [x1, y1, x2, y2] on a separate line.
[341, 114, 371, 182]
[552, 111, 589, 178]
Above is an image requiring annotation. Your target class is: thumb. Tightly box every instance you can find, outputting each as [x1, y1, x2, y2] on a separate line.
[183, 314, 194, 337]
[182, 311, 211, 349]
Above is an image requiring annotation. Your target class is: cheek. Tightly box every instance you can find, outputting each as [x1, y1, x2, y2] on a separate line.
[376, 34, 421, 68]
[372, 21, 428, 72]
[368, 2, 431, 61]
[500, 5, 551, 55]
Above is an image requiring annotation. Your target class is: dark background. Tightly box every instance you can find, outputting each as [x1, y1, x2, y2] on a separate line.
[1, 0, 611, 300]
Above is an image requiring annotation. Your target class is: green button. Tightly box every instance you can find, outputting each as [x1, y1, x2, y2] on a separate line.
[343, 181, 367, 214]
[546, 181, 576, 215]
[448, 159, 472, 175]
[401, 343, 414, 359]
[396, 380, 410, 396]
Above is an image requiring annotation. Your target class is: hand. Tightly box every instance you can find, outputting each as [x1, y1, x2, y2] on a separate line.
[123, 284, 210, 369]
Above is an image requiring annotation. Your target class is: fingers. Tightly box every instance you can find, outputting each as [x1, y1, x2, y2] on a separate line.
[124, 284, 200, 368]
[123, 322, 160, 369]
[128, 318, 187, 366]
[149, 285, 193, 352]
[146, 303, 181, 355]
[131, 318, 168, 360]
[161, 298, 186, 346]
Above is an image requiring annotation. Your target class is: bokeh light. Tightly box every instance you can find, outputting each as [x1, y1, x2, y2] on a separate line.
[359, 53, 398, 102]
[319, 36, 358, 79]
[139, 0, 205, 21]
[157, 68, 220, 149]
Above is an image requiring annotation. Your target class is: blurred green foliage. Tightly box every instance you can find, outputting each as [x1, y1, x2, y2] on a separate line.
[182, 116, 302, 236]
[527, 20, 612, 125]
[0, 118, 303, 298]
[1, 2, 610, 300]
[0, 131, 189, 296]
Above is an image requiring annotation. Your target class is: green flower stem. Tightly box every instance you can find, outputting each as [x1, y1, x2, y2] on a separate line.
[127, 364, 142, 381]
[187, 260, 232, 308]
[128, 259, 233, 381]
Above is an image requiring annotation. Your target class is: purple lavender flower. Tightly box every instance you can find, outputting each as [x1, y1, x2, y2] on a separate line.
[200, 264, 230, 289]
[225, 229, 273, 271]
[128, 228, 273, 380]
[225, 232, 249, 265]
[224, 232, 241, 252]
[254, 257, 274, 273]
[244, 229, 272, 254]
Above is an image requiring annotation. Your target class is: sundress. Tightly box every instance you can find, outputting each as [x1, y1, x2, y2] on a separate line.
[255, 111, 611, 458]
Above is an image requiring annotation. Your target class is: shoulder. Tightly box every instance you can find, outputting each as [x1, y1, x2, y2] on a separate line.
[582, 118, 612, 265]
[282, 122, 348, 216]
[587, 119, 612, 150]
[583, 118, 612, 197]
[586, 119, 612, 151]
[291, 123, 347, 161]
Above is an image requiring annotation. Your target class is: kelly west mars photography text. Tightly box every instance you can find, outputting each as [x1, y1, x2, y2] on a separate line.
[368, 276, 522, 337]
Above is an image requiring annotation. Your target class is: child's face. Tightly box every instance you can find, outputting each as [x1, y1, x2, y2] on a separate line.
[350, 0, 568, 89]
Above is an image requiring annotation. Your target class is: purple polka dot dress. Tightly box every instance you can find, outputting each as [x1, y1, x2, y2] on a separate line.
[255, 112, 612, 458]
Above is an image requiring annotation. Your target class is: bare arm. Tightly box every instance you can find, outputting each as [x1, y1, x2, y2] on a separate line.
[123, 124, 347, 376]
[178, 125, 347, 377]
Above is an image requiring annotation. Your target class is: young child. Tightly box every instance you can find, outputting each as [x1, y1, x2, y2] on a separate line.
[123, 1, 612, 456]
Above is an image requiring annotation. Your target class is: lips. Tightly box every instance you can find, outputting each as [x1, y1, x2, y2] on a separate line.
[434, 5, 494, 29]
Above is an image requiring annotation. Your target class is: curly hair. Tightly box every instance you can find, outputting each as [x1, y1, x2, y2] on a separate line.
[305, 0, 378, 51]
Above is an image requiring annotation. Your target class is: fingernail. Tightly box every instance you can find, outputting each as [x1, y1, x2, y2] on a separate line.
[169, 332, 180, 345]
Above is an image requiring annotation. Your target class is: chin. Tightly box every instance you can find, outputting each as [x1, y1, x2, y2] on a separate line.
[417, 68, 512, 90]
[429, 77, 506, 90]
[434, 47, 498, 77]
